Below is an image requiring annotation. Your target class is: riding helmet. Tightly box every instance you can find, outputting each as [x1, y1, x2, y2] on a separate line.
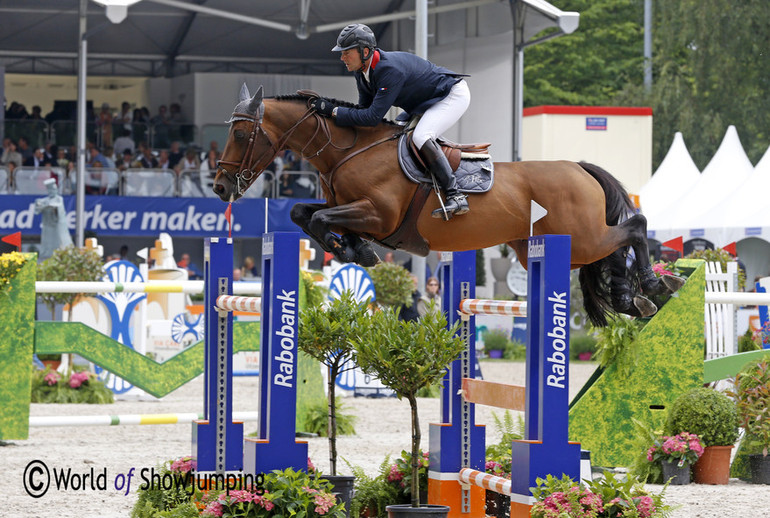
[332, 23, 377, 55]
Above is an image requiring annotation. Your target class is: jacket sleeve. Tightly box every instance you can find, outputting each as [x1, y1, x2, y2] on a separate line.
[336, 68, 405, 127]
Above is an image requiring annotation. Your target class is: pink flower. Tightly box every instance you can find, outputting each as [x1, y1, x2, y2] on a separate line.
[44, 371, 60, 386]
[170, 456, 197, 473]
[68, 371, 91, 389]
[202, 501, 223, 517]
[636, 495, 656, 517]
[387, 465, 403, 483]
[485, 461, 504, 474]
[313, 491, 337, 515]
[307, 457, 316, 472]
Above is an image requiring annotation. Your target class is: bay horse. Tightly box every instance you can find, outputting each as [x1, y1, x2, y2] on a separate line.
[213, 85, 681, 326]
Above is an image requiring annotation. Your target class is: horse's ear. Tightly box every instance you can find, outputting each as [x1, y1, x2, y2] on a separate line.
[239, 83, 250, 102]
[248, 85, 264, 114]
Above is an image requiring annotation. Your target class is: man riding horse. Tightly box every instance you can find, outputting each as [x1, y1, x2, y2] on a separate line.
[312, 23, 471, 219]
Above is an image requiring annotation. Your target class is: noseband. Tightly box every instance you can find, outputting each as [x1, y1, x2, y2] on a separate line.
[216, 105, 318, 197]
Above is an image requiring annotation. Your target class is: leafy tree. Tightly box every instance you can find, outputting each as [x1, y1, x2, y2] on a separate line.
[37, 246, 104, 322]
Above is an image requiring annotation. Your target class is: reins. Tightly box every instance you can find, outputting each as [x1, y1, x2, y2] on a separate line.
[217, 98, 403, 199]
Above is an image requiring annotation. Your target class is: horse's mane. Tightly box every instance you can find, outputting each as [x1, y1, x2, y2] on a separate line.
[269, 92, 400, 127]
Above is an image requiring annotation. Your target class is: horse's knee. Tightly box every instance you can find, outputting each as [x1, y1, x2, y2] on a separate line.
[290, 204, 311, 225]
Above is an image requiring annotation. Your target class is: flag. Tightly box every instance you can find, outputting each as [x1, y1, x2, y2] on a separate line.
[530, 200, 548, 236]
[662, 236, 683, 256]
[225, 203, 232, 238]
[722, 242, 737, 257]
[1, 231, 21, 251]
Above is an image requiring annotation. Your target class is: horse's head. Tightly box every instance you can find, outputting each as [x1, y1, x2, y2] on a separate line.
[213, 83, 276, 201]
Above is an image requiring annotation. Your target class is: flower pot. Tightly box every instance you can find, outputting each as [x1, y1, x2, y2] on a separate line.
[693, 445, 733, 485]
[749, 454, 770, 484]
[578, 352, 592, 361]
[487, 349, 503, 359]
[485, 489, 511, 517]
[324, 475, 355, 518]
[661, 460, 691, 485]
[490, 257, 512, 281]
[386, 504, 450, 518]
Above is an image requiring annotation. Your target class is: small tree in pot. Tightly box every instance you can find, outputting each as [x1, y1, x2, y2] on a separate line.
[351, 307, 465, 513]
[298, 291, 369, 476]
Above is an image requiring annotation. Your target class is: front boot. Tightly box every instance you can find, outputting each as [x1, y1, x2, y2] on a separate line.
[419, 139, 469, 219]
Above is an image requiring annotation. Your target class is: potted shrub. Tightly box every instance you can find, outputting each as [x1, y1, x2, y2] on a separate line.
[646, 432, 705, 485]
[729, 357, 770, 484]
[664, 387, 739, 484]
[298, 291, 370, 514]
[352, 306, 465, 516]
[482, 328, 509, 359]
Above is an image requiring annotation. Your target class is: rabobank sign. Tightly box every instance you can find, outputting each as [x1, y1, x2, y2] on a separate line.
[0, 195, 310, 237]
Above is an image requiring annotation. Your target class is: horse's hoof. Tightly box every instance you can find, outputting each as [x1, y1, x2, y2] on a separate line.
[355, 243, 379, 267]
[633, 295, 658, 318]
[661, 274, 685, 293]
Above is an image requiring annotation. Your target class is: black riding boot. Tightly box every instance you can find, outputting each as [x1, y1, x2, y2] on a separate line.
[419, 138, 469, 219]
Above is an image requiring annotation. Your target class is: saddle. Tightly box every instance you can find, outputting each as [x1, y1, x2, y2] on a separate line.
[397, 133, 494, 193]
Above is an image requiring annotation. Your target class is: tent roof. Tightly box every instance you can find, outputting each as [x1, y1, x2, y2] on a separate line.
[640, 131, 700, 230]
[0, 0, 511, 77]
[663, 125, 754, 231]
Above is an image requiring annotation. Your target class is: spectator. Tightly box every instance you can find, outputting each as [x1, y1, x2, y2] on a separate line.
[115, 101, 133, 132]
[200, 149, 219, 176]
[116, 149, 134, 172]
[168, 141, 183, 169]
[87, 146, 110, 168]
[113, 128, 135, 157]
[30, 148, 50, 168]
[398, 275, 421, 323]
[29, 105, 44, 120]
[55, 148, 70, 169]
[417, 277, 441, 317]
[242, 256, 258, 278]
[134, 142, 158, 168]
[103, 146, 116, 168]
[383, 251, 395, 263]
[177, 253, 203, 280]
[18, 136, 34, 165]
[1, 139, 22, 168]
[233, 267, 242, 282]
[278, 174, 295, 197]
[157, 149, 171, 170]
[177, 148, 200, 173]
[201, 140, 219, 161]
[119, 245, 129, 260]
[97, 103, 113, 147]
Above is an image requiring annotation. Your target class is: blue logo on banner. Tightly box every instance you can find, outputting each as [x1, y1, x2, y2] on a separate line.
[586, 117, 607, 131]
[690, 229, 705, 237]
[746, 227, 762, 236]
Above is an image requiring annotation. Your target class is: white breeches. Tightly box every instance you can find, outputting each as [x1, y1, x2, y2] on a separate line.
[412, 80, 471, 149]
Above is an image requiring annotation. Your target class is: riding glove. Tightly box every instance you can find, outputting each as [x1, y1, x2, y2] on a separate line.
[312, 98, 336, 117]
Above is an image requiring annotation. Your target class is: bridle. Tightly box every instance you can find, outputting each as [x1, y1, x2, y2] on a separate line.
[216, 99, 359, 198]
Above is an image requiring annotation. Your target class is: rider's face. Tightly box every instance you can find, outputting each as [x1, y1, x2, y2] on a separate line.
[340, 49, 363, 72]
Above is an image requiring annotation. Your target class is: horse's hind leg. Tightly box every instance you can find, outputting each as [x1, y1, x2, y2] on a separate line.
[307, 200, 382, 267]
[607, 248, 657, 318]
[619, 214, 684, 296]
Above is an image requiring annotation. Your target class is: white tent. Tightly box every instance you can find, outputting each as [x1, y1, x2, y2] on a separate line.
[640, 132, 700, 231]
[662, 125, 754, 231]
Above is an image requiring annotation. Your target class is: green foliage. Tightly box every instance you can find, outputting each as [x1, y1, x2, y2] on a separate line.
[531, 472, 672, 518]
[475, 248, 486, 287]
[301, 397, 356, 437]
[570, 333, 598, 360]
[37, 246, 104, 320]
[301, 270, 327, 309]
[345, 457, 400, 518]
[504, 339, 526, 360]
[482, 328, 509, 353]
[131, 458, 198, 518]
[628, 418, 664, 485]
[385, 450, 430, 502]
[685, 248, 746, 290]
[0, 251, 29, 297]
[30, 367, 114, 404]
[485, 411, 524, 475]
[728, 356, 770, 456]
[351, 307, 464, 506]
[497, 244, 510, 258]
[664, 387, 739, 447]
[366, 261, 413, 309]
[738, 329, 761, 353]
[591, 315, 643, 376]
[415, 383, 441, 398]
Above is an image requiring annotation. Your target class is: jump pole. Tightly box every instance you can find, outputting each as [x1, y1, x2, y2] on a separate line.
[428, 235, 581, 518]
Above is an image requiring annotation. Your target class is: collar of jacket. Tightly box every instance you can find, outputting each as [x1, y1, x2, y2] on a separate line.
[369, 49, 381, 71]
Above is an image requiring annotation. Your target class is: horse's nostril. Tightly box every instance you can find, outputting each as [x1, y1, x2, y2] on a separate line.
[213, 183, 224, 195]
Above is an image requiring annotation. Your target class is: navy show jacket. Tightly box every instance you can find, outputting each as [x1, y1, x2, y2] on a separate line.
[335, 49, 465, 127]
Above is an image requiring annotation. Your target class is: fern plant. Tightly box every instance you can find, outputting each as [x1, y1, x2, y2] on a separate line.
[345, 456, 399, 518]
[301, 397, 356, 437]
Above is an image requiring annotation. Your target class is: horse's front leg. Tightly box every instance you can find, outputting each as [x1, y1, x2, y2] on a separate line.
[291, 202, 336, 254]
[621, 214, 685, 296]
[307, 200, 383, 266]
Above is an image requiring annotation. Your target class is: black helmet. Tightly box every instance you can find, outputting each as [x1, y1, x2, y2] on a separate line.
[332, 24, 376, 53]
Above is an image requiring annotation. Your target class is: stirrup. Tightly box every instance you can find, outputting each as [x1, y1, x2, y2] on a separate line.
[431, 193, 469, 220]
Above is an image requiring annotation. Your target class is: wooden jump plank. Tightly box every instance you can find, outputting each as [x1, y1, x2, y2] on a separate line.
[461, 378, 525, 411]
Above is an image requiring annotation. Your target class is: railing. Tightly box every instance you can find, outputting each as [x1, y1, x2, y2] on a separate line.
[705, 261, 738, 359]
[3, 166, 316, 199]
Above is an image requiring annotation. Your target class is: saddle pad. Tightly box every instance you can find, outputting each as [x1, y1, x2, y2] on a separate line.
[397, 135, 494, 194]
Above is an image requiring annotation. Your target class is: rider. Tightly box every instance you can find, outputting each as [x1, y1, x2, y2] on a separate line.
[312, 23, 471, 219]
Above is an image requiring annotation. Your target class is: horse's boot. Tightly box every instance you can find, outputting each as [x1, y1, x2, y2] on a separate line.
[419, 139, 469, 219]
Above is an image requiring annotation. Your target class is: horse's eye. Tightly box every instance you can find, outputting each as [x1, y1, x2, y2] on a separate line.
[234, 129, 247, 140]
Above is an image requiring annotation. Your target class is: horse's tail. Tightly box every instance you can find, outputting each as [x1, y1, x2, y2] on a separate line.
[576, 161, 636, 327]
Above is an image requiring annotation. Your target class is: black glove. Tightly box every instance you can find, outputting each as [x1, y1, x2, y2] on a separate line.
[312, 98, 336, 117]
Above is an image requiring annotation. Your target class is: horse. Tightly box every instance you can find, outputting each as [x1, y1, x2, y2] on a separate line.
[213, 84, 682, 326]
